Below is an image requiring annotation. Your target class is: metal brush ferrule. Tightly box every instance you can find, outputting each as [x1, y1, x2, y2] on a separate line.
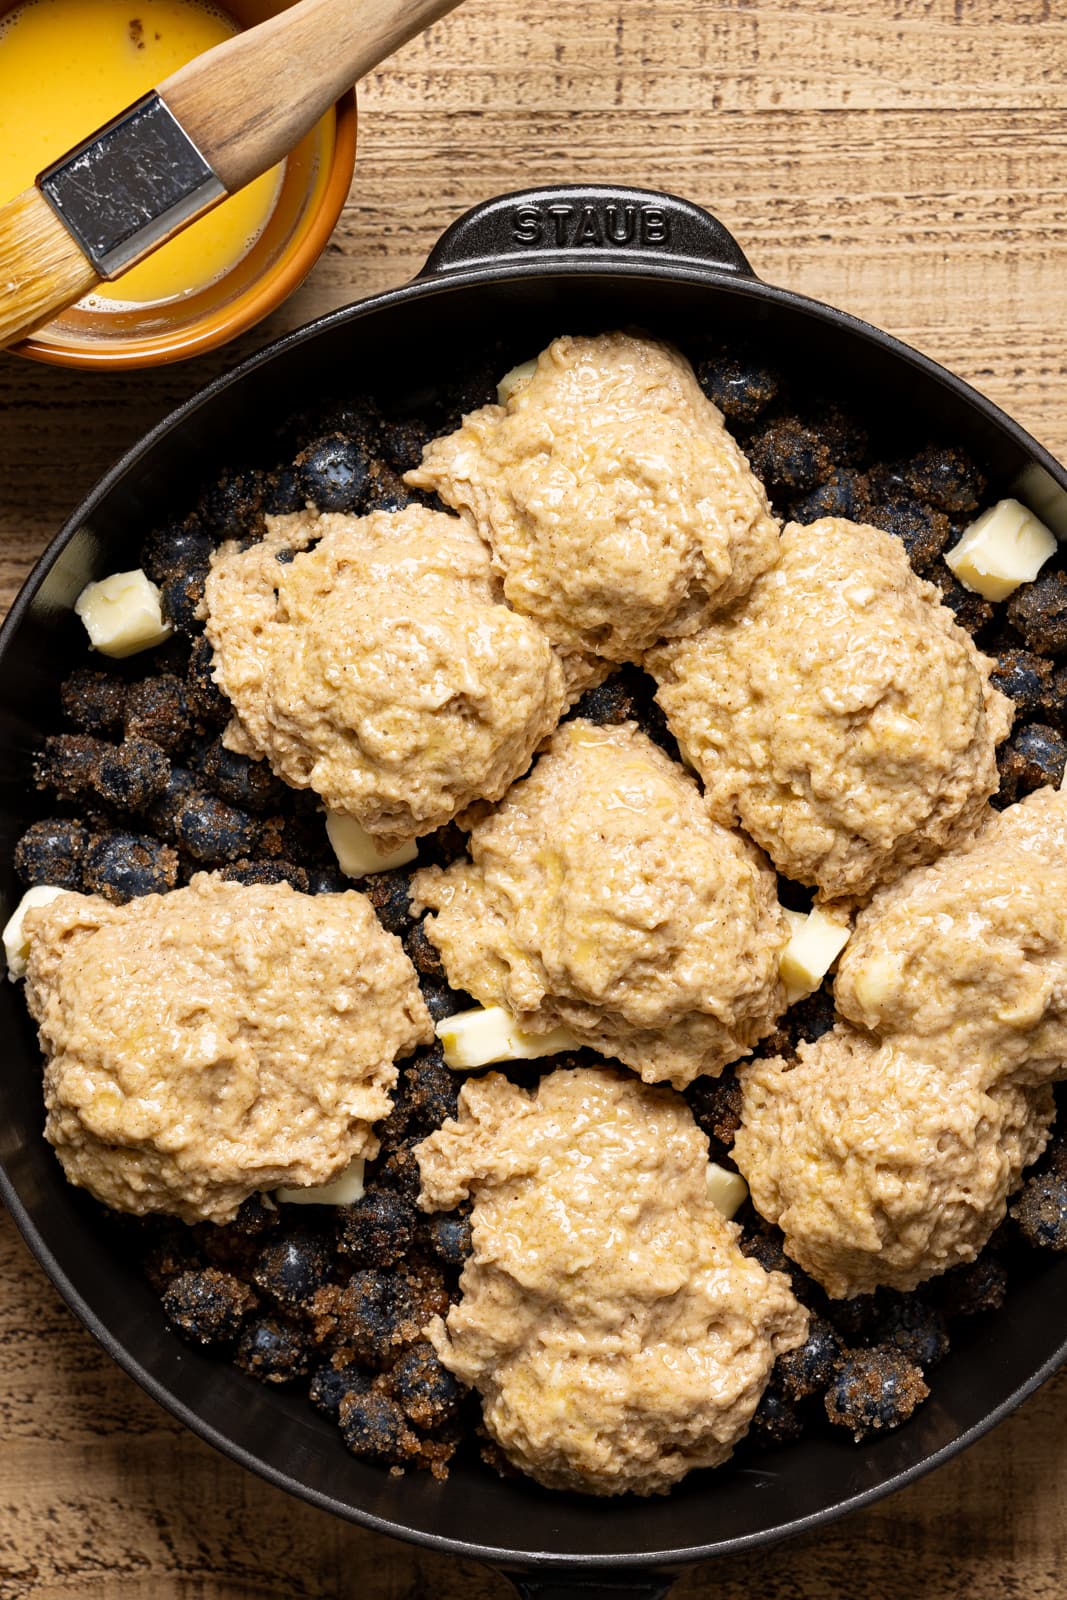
[38, 92, 226, 280]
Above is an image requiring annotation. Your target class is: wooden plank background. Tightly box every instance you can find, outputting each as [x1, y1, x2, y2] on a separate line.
[2, 0, 1067, 1592]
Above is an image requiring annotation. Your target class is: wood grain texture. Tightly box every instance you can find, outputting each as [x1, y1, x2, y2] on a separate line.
[2, 0, 1067, 1592]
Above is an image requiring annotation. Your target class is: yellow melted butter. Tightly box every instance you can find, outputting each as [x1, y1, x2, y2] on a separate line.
[0, 0, 282, 305]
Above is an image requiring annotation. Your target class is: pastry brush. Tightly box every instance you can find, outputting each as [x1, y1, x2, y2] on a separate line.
[0, 0, 465, 349]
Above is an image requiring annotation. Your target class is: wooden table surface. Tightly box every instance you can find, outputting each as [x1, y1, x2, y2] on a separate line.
[3, 0, 1067, 1593]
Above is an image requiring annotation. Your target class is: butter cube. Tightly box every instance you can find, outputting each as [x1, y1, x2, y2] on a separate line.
[436, 1005, 579, 1070]
[3, 885, 68, 980]
[944, 498, 1057, 602]
[706, 1163, 748, 1220]
[497, 358, 538, 406]
[780, 906, 851, 1004]
[276, 1157, 365, 1207]
[74, 569, 173, 657]
[325, 811, 418, 878]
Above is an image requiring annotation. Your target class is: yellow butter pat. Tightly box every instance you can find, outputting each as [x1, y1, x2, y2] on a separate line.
[780, 906, 851, 1004]
[706, 1163, 748, 1220]
[3, 885, 68, 980]
[325, 811, 418, 877]
[75, 569, 173, 657]
[436, 1005, 579, 1069]
[276, 1157, 365, 1206]
[944, 498, 1057, 602]
[497, 359, 538, 406]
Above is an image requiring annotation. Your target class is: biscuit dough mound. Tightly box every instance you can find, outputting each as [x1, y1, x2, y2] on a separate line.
[735, 1030, 1053, 1299]
[405, 332, 780, 667]
[735, 790, 1067, 1298]
[649, 517, 1013, 903]
[23, 875, 433, 1223]
[416, 1067, 807, 1496]
[413, 719, 788, 1087]
[836, 786, 1067, 1071]
[203, 506, 568, 848]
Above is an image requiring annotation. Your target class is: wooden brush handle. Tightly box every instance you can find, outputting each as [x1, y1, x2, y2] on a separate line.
[160, 0, 464, 193]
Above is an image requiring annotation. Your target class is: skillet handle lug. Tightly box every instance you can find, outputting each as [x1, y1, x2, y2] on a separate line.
[502, 1572, 678, 1599]
[418, 184, 756, 279]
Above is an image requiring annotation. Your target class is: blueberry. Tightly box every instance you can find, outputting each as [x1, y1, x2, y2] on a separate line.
[776, 1315, 841, 1400]
[82, 831, 179, 902]
[253, 1232, 333, 1310]
[14, 818, 90, 889]
[870, 1299, 950, 1370]
[825, 1348, 929, 1439]
[338, 1391, 412, 1463]
[1011, 1173, 1067, 1250]
[424, 1215, 471, 1267]
[419, 980, 465, 1023]
[160, 569, 207, 634]
[172, 790, 259, 863]
[309, 1361, 373, 1421]
[162, 1268, 252, 1346]
[140, 520, 215, 586]
[59, 667, 128, 735]
[749, 1380, 804, 1445]
[235, 1316, 311, 1384]
[296, 434, 370, 512]
[389, 1342, 463, 1428]
[337, 1192, 417, 1269]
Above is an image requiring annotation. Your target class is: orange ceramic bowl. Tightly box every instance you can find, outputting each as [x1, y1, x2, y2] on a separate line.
[8, 0, 357, 370]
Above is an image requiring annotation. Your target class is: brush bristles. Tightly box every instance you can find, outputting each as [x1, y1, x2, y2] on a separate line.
[0, 187, 99, 350]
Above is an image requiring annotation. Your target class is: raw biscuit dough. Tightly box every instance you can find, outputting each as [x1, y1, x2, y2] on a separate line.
[413, 719, 788, 1088]
[735, 789, 1067, 1297]
[416, 1067, 808, 1495]
[204, 505, 568, 848]
[406, 332, 780, 668]
[649, 516, 1013, 903]
[23, 875, 433, 1223]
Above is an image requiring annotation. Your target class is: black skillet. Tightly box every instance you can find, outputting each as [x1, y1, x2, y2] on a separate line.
[2, 184, 1067, 1599]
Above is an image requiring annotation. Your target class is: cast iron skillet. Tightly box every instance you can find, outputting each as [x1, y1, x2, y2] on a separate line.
[3, 184, 1067, 1600]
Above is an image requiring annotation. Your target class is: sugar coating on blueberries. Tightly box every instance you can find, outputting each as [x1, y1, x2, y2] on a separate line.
[997, 722, 1067, 805]
[1011, 1173, 1067, 1250]
[172, 790, 259, 863]
[60, 667, 128, 736]
[694, 352, 780, 425]
[339, 1390, 416, 1464]
[235, 1315, 311, 1383]
[160, 569, 207, 635]
[309, 1361, 373, 1421]
[296, 433, 371, 513]
[14, 818, 90, 889]
[185, 636, 231, 728]
[253, 1231, 333, 1310]
[192, 736, 288, 813]
[1008, 569, 1067, 655]
[140, 519, 215, 586]
[776, 1315, 841, 1401]
[424, 1214, 471, 1267]
[82, 831, 179, 902]
[388, 1342, 464, 1429]
[870, 1298, 950, 1370]
[124, 675, 194, 755]
[825, 1348, 929, 1439]
[902, 445, 985, 515]
[337, 1192, 417, 1269]
[749, 1380, 804, 1446]
[162, 1267, 253, 1346]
